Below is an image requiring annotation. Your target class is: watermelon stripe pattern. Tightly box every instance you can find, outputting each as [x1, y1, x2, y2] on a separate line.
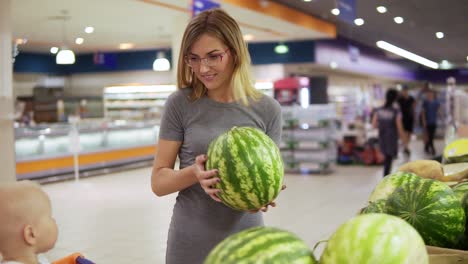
[321, 214, 428, 264]
[361, 199, 386, 214]
[386, 177, 465, 248]
[206, 127, 284, 211]
[204, 227, 317, 264]
[368, 172, 419, 202]
[453, 182, 468, 200]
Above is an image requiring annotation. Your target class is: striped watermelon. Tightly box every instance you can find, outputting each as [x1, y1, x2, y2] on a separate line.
[206, 126, 284, 211]
[453, 182, 468, 249]
[320, 213, 428, 264]
[368, 171, 419, 202]
[204, 226, 317, 264]
[385, 177, 465, 248]
[361, 199, 386, 214]
[453, 182, 468, 200]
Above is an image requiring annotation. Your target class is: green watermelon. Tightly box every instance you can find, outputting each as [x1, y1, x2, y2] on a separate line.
[206, 126, 284, 211]
[204, 226, 317, 264]
[453, 182, 468, 200]
[368, 171, 419, 202]
[386, 177, 465, 248]
[361, 199, 386, 214]
[320, 213, 428, 264]
[453, 183, 468, 249]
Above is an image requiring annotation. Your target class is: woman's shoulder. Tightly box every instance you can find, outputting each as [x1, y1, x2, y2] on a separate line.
[254, 94, 281, 110]
[166, 87, 192, 103]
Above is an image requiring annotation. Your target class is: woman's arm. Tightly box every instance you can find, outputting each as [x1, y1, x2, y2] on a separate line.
[372, 111, 378, 129]
[151, 139, 221, 199]
[151, 139, 197, 196]
[396, 115, 406, 141]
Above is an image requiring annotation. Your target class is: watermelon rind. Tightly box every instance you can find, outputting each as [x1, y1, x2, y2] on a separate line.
[361, 199, 387, 214]
[204, 226, 317, 264]
[368, 171, 419, 202]
[206, 126, 284, 211]
[320, 213, 428, 264]
[386, 177, 465, 248]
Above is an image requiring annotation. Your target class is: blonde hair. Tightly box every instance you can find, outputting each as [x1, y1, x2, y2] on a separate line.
[176, 8, 261, 105]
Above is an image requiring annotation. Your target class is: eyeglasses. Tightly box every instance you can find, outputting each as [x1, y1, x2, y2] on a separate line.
[185, 48, 229, 68]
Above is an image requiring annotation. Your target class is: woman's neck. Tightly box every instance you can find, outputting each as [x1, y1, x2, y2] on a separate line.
[207, 87, 233, 103]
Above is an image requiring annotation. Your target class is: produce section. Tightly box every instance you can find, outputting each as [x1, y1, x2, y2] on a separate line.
[201, 133, 468, 263]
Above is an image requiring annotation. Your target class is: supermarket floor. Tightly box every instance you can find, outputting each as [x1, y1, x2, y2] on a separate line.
[42, 139, 444, 263]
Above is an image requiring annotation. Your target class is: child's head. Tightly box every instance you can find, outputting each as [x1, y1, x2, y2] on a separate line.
[0, 181, 58, 261]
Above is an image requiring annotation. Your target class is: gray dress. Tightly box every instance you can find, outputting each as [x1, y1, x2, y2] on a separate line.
[158, 88, 282, 264]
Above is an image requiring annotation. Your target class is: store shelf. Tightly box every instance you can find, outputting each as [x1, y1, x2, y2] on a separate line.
[280, 104, 337, 175]
[103, 85, 172, 121]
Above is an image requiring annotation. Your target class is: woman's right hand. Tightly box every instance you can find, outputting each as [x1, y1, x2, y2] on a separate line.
[194, 154, 222, 202]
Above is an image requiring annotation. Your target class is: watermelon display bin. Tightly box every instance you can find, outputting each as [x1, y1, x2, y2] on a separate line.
[427, 246, 468, 263]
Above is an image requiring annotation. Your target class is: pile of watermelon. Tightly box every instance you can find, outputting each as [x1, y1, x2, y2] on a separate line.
[362, 171, 466, 248]
[360, 137, 468, 250]
[203, 126, 432, 263]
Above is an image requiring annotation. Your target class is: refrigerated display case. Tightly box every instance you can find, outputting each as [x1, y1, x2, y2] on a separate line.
[15, 119, 159, 181]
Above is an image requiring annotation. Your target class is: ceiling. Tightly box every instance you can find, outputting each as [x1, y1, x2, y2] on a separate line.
[271, 0, 468, 69]
[11, 0, 467, 70]
[11, 0, 331, 54]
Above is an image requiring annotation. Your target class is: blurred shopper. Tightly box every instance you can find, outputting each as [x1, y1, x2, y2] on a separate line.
[416, 82, 431, 146]
[397, 85, 416, 156]
[372, 89, 405, 176]
[150, 9, 283, 264]
[421, 89, 440, 156]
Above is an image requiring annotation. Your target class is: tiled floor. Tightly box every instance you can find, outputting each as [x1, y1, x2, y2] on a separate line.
[42, 139, 444, 263]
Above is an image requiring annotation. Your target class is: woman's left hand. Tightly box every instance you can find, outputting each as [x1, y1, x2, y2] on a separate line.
[249, 185, 286, 213]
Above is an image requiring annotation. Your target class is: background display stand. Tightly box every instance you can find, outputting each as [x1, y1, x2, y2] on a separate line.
[280, 105, 337, 174]
[273, 76, 336, 175]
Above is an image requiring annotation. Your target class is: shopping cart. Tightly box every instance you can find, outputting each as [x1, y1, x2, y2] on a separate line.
[52, 253, 95, 264]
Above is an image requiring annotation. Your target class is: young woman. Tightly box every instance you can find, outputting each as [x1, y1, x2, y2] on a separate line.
[150, 9, 283, 264]
[372, 89, 405, 177]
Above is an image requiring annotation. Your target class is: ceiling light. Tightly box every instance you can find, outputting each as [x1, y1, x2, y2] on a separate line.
[84, 26, 94, 34]
[376, 40, 439, 69]
[153, 51, 170, 71]
[436, 32, 444, 39]
[119, 43, 134, 50]
[303, 0, 312, 2]
[466, 56, 468, 62]
[75, 37, 84, 45]
[440, 60, 452, 69]
[243, 34, 254, 41]
[354, 18, 364, 26]
[376, 6, 387, 13]
[274, 43, 289, 54]
[56, 48, 75, 64]
[56, 10, 75, 65]
[331, 8, 340, 16]
[50, 47, 59, 54]
[330, 61, 338, 69]
[394, 17, 404, 24]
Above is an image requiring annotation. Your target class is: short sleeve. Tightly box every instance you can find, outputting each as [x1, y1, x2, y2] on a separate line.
[265, 98, 282, 146]
[159, 91, 185, 141]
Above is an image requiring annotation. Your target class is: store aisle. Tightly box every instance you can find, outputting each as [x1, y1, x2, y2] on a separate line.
[42, 139, 443, 263]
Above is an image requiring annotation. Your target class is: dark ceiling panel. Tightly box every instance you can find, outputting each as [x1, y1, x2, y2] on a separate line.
[271, 0, 468, 67]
